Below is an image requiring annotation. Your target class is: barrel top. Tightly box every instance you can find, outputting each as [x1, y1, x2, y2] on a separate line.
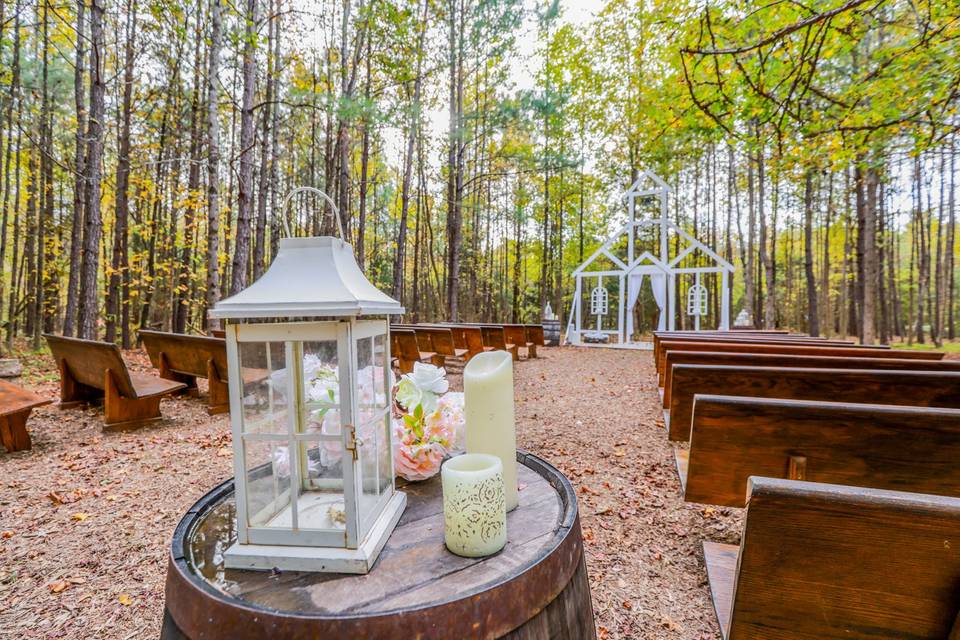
[167, 451, 580, 636]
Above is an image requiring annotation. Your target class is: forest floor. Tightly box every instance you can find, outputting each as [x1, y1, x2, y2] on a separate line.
[0, 345, 740, 639]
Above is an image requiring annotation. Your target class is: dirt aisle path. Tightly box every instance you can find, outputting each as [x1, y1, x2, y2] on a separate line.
[514, 347, 739, 639]
[1, 346, 738, 638]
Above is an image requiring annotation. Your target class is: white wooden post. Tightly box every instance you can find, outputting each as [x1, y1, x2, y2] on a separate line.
[720, 270, 730, 330]
[667, 273, 676, 331]
[618, 274, 625, 344]
[575, 276, 582, 343]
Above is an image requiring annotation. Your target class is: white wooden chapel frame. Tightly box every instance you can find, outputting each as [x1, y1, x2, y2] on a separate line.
[567, 170, 734, 346]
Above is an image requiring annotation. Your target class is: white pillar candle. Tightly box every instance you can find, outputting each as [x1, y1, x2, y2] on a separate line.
[441, 453, 507, 557]
[463, 350, 519, 511]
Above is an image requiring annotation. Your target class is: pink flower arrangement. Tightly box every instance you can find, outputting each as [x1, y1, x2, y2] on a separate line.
[391, 363, 465, 482]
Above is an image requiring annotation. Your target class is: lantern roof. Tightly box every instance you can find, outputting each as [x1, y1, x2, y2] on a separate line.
[210, 236, 404, 319]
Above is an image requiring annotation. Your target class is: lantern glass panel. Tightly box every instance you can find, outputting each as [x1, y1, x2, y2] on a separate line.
[291, 437, 348, 530]
[244, 439, 293, 528]
[240, 341, 289, 435]
[374, 333, 393, 496]
[293, 338, 348, 532]
[354, 330, 392, 536]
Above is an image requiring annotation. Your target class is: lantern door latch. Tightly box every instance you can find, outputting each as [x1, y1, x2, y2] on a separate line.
[345, 425, 359, 461]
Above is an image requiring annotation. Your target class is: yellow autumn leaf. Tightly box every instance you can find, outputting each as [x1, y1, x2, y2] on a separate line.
[71, 513, 89, 522]
[118, 593, 133, 606]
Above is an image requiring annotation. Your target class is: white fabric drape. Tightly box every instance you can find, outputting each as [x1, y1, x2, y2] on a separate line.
[625, 274, 645, 339]
[650, 273, 667, 331]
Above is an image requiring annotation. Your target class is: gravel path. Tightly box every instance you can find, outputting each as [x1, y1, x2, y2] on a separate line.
[0, 345, 738, 639]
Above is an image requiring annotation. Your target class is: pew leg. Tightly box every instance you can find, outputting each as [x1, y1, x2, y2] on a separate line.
[159, 352, 199, 397]
[57, 359, 103, 408]
[398, 359, 415, 374]
[206, 360, 230, 416]
[528, 344, 537, 359]
[430, 354, 446, 368]
[0, 410, 31, 452]
[510, 346, 519, 362]
[103, 370, 163, 431]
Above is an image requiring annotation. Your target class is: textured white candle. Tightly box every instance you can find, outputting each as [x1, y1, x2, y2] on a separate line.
[464, 350, 519, 511]
[441, 453, 507, 557]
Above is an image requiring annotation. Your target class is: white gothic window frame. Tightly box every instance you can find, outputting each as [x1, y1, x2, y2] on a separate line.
[687, 283, 708, 316]
[590, 286, 609, 316]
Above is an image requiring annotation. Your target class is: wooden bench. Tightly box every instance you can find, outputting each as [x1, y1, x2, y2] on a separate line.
[0, 380, 52, 452]
[653, 335, 889, 374]
[444, 325, 491, 360]
[704, 477, 960, 639]
[44, 334, 187, 430]
[660, 351, 960, 407]
[390, 328, 437, 374]
[652, 332, 849, 363]
[652, 332, 882, 366]
[395, 326, 468, 364]
[525, 325, 546, 349]
[504, 325, 537, 358]
[139, 330, 230, 415]
[680, 396, 960, 507]
[665, 365, 960, 441]
[656, 340, 942, 381]
[479, 326, 519, 361]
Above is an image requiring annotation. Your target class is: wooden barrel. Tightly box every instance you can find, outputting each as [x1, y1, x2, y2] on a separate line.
[162, 451, 596, 639]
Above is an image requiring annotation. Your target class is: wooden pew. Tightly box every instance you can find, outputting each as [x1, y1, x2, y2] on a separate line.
[139, 330, 230, 415]
[479, 326, 519, 361]
[660, 350, 960, 407]
[656, 339, 942, 381]
[390, 328, 437, 373]
[525, 325, 546, 349]
[680, 396, 960, 507]
[503, 324, 536, 358]
[665, 365, 960, 441]
[44, 334, 187, 430]
[653, 334, 885, 373]
[395, 325, 468, 363]
[704, 477, 960, 639]
[450, 325, 490, 360]
[652, 331, 840, 361]
[0, 380, 51, 452]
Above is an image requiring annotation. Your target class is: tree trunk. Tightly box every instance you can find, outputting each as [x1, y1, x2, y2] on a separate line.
[77, 0, 106, 340]
[231, 0, 258, 295]
[205, 0, 223, 329]
[106, 0, 136, 346]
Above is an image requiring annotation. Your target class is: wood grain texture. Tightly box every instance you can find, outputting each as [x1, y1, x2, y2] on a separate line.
[655, 340, 940, 379]
[660, 351, 960, 407]
[163, 453, 595, 640]
[390, 329, 437, 373]
[652, 334, 874, 371]
[140, 330, 228, 382]
[45, 333, 186, 429]
[0, 379, 51, 418]
[684, 396, 960, 507]
[702, 541, 737, 640]
[666, 365, 960, 441]
[653, 333, 845, 364]
[719, 478, 960, 639]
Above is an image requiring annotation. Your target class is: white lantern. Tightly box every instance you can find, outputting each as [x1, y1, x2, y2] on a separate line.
[210, 188, 405, 574]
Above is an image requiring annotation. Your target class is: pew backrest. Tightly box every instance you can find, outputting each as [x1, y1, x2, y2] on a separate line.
[714, 477, 960, 639]
[44, 334, 138, 398]
[666, 365, 960, 441]
[139, 330, 228, 379]
[660, 350, 960, 406]
[685, 395, 960, 507]
[657, 340, 943, 379]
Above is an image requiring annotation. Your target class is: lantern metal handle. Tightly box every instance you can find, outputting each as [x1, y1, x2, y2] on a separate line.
[278, 186, 345, 244]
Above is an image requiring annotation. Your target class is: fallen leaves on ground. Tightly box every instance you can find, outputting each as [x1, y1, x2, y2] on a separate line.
[1, 345, 739, 638]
